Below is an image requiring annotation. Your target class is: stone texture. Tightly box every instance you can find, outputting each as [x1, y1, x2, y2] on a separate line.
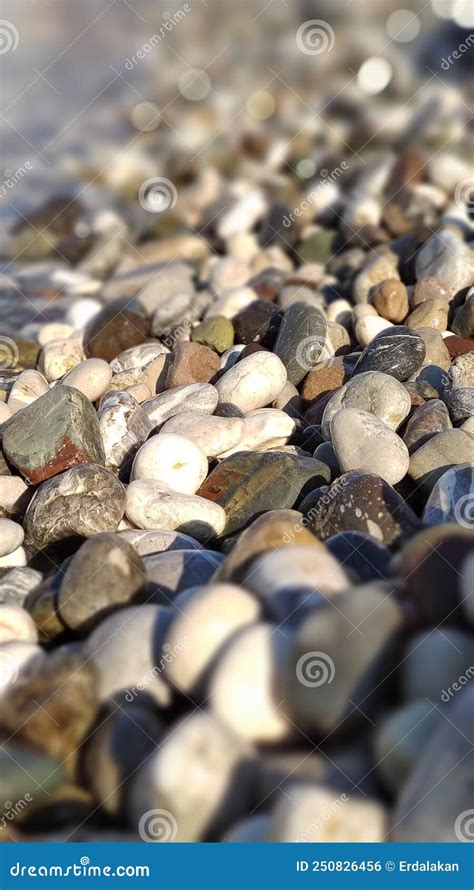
[165, 341, 220, 389]
[408, 428, 473, 493]
[273, 301, 328, 385]
[373, 278, 409, 322]
[84, 305, 150, 362]
[423, 462, 474, 526]
[402, 399, 452, 454]
[330, 407, 409, 485]
[321, 371, 411, 439]
[300, 357, 347, 408]
[191, 315, 234, 353]
[353, 326, 426, 381]
[2, 385, 105, 484]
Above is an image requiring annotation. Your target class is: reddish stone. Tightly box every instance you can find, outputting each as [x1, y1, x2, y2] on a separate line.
[165, 341, 220, 389]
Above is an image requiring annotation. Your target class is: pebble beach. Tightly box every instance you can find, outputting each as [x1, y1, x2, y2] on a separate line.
[0, 0, 473, 845]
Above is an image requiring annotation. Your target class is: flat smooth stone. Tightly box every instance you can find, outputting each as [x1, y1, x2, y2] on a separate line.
[197, 450, 331, 538]
[273, 301, 327, 385]
[143, 549, 223, 601]
[143, 383, 218, 430]
[352, 326, 426, 381]
[131, 433, 208, 495]
[330, 407, 409, 485]
[126, 480, 226, 541]
[117, 529, 203, 555]
[0, 519, 24, 557]
[215, 351, 287, 413]
[321, 371, 411, 440]
[160, 412, 245, 458]
[402, 399, 452, 454]
[61, 358, 112, 402]
[408, 428, 474, 493]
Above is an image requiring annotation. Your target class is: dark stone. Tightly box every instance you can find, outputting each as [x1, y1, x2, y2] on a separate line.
[273, 301, 327, 385]
[233, 301, 282, 346]
[325, 531, 391, 582]
[402, 399, 452, 454]
[144, 549, 223, 602]
[197, 450, 331, 538]
[84, 305, 150, 362]
[352, 326, 426, 381]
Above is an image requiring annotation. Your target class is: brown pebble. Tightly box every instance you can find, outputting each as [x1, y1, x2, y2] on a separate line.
[300, 357, 347, 408]
[444, 336, 474, 359]
[406, 299, 448, 332]
[373, 279, 409, 323]
[84, 307, 150, 362]
[412, 277, 450, 307]
[165, 341, 220, 389]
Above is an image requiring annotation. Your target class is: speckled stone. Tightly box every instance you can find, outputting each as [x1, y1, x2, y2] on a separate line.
[321, 371, 411, 439]
[406, 299, 449, 332]
[445, 386, 474, 425]
[197, 450, 331, 538]
[57, 533, 147, 632]
[232, 301, 282, 347]
[423, 463, 474, 527]
[98, 390, 152, 471]
[24, 464, 125, 551]
[84, 305, 150, 362]
[273, 301, 328, 385]
[402, 399, 452, 455]
[191, 316, 234, 354]
[309, 470, 420, 547]
[352, 326, 426, 381]
[2, 385, 105, 484]
[165, 341, 220, 389]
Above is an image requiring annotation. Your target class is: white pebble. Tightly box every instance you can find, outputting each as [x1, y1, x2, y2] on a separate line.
[126, 480, 226, 541]
[0, 519, 24, 557]
[7, 370, 49, 413]
[143, 383, 218, 429]
[220, 409, 295, 456]
[0, 402, 13, 423]
[39, 337, 85, 381]
[216, 352, 287, 413]
[160, 412, 245, 458]
[37, 323, 74, 346]
[66, 297, 102, 330]
[0, 604, 37, 644]
[355, 314, 393, 346]
[62, 358, 112, 402]
[0, 477, 31, 517]
[0, 546, 27, 568]
[131, 433, 208, 494]
[110, 342, 169, 373]
[205, 287, 257, 319]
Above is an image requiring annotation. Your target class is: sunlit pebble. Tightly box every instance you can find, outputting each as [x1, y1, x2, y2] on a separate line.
[452, 0, 474, 27]
[296, 158, 317, 179]
[386, 9, 421, 42]
[430, 0, 454, 19]
[357, 58, 393, 95]
[130, 102, 161, 131]
[246, 91, 276, 121]
[179, 69, 212, 101]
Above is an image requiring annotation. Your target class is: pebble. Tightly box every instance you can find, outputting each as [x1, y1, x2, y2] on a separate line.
[300, 357, 348, 407]
[321, 371, 411, 439]
[165, 341, 220, 389]
[57, 533, 147, 632]
[24, 464, 125, 551]
[412, 276, 450, 306]
[452, 292, 474, 339]
[0, 567, 42, 607]
[210, 622, 292, 742]
[220, 408, 295, 455]
[165, 583, 260, 695]
[373, 701, 442, 795]
[415, 228, 474, 298]
[445, 385, 474, 425]
[126, 480, 226, 541]
[197, 450, 331, 538]
[84, 306, 150, 362]
[7, 370, 49, 413]
[2, 385, 105, 484]
[144, 549, 223, 601]
[330, 407, 410, 485]
[325, 531, 391, 582]
[215, 351, 287, 413]
[84, 604, 173, 707]
[191, 316, 234, 354]
[393, 685, 474, 841]
[232, 301, 282, 347]
[131, 433, 208, 494]
[408, 428, 474, 493]
[61, 358, 113, 402]
[109, 342, 169, 374]
[39, 337, 85, 382]
[118, 528, 203, 555]
[354, 314, 393, 346]
[160, 411, 244, 458]
[402, 398, 452, 455]
[0, 743, 64, 808]
[267, 785, 387, 842]
[0, 476, 32, 519]
[99, 390, 152, 471]
[130, 711, 256, 842]
[0, 518, 24, 557]
[373, 278, 409, 322]
[449, 353, 474, 390]
[272, 380, 303, 417]
[285, 585, 404, 735]
[352, 326, 426, 380]
[406, 299, 448, 332]
[423, 463, 474, 526]
[0, 604, 38, 644]
[244, 545, 350, 612]
[309, 470, 420, 546]
[143, 383, 218, 430]
[401, 627, 474, 702]
[273, 302, 327, 385]
[0, 546, 27, 568]
[353, 250, 400, 304]
[206, 286, 256, 319]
